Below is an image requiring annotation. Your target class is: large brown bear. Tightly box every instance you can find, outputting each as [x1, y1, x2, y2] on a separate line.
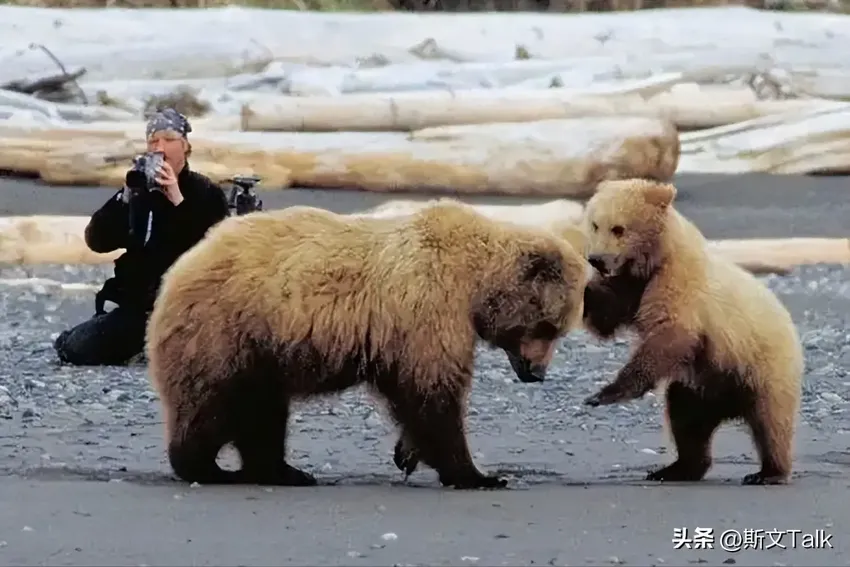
[146, 200, 591, 489]
[580, 178, 804, 485]
[362, 197, 590, 478]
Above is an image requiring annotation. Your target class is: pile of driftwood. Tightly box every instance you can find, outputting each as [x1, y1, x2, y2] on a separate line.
[1, 66, 86, 104]
[1, 6, 849, 273]
[0, 116, 680, 196]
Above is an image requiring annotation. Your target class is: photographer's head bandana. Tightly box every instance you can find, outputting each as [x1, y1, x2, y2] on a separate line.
[145, 108, 192, 140]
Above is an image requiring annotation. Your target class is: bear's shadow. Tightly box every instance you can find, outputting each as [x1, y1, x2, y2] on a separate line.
[5, 463, 810, 489]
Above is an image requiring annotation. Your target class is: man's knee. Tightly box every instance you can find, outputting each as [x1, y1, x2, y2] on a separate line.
[53, 329, 73, 362]
[54, 320, 106, 366]
[54, 310, 147, 366]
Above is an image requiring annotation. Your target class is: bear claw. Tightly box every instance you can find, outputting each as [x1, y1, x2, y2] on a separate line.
[646, 465, 693, 482]
[742, 471, 787, 486]
[393, 439, 420, 477]
[645, 460, 709, 483]
[441, 473, 508, 490]
[584, 388, 622, 407]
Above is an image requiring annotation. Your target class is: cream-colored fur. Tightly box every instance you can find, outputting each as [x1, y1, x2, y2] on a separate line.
[582, 178, 804, 484]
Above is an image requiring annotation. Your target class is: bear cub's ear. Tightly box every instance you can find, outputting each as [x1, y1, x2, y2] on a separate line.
[521, 250, 563, 283]
[642, 182, 677, 209]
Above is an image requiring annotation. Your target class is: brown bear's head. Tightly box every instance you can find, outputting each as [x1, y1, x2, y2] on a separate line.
[583, 178, 677, 279]
[472, 242, 591, 384]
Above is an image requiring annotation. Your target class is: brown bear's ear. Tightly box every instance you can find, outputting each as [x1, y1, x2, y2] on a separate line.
[521, 250, 563, 283]
[642, 182, 677, 209]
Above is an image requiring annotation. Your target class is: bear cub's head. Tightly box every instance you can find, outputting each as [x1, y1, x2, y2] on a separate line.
[583, 178, 677, 278]
[472, 244, 590, 384]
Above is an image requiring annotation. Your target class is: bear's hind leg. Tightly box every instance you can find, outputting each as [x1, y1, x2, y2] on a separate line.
[742, 395, 795, 486]
[646, 382, 723, 482]
[380, 380, 506, 490]
[233, 389, 317, 487]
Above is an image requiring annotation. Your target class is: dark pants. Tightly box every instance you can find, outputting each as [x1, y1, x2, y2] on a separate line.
[54, 307, 149, 366]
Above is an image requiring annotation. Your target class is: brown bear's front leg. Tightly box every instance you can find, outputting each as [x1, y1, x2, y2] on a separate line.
[233, 403, 317, 486]
[381, 380, 507, 490]
[584, 327, 698, 407]
[232, 384, 316, 487]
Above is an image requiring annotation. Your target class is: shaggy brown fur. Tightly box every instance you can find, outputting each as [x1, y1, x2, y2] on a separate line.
[146, 200, 591, 489]
[580, 179, 804, 486]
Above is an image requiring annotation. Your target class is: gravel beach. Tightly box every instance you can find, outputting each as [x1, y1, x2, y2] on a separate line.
[1, 173, 848, 566]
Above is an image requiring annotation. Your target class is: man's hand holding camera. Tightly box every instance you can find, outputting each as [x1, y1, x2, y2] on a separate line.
[155, 161, 183, 206]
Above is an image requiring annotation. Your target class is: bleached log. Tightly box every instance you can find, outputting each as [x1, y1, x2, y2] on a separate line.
[8, 5, 850, 92]
[0, 216, 122, 265]
[281, 63, 688, 97]
[241, 83, 832, 133]
[242, 89, 644, 133]
[0, 89, 135, 123]
[0, 116, 679, 197]
[707, 238, 850, 271]
[7, 211, 846, 273]
[678, 102, 850, 174]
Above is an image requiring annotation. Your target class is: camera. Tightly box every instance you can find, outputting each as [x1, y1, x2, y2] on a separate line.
[125, 151, 165, 193]
[227, 174, 264, 216]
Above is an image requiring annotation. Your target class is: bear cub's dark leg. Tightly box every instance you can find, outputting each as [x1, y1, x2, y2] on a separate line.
[741, 407, 793, 486]
[382, 380, 506, 489]
[646, 382, 722, 482]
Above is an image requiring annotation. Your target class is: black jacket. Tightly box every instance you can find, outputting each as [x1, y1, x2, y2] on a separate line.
[85, 164, 229, 313]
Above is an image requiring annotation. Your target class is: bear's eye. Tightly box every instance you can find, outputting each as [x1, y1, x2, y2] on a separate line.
[591, 222, 599, 232]
[611, 225, 625, 237]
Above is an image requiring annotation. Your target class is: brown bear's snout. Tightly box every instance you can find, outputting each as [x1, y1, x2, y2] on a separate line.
[506, 338, 556, 383]
[506, 350, 546, 383]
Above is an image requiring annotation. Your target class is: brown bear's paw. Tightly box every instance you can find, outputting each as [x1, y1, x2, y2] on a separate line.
[742, 470, 788, 486]
[440, 471, 508, 490]
[393, 437, 420, 477]
[646, 460, 708, 482]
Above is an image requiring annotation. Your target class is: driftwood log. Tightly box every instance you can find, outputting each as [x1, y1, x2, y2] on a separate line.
[4, 213, 847, 276]
[0, 116, 679, 197]
[241, 85, 827, 133]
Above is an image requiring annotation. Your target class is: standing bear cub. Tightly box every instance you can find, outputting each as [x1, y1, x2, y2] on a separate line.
[146, 200, 591, 489]
[581, 179, 804, 485]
